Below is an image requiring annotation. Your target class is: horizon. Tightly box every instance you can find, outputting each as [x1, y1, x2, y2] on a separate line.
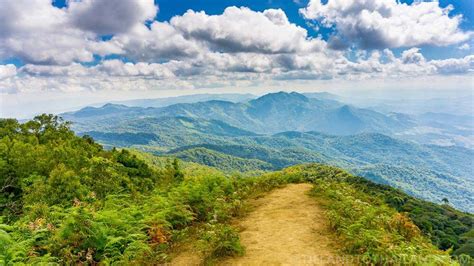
[4, 88, 474, 119]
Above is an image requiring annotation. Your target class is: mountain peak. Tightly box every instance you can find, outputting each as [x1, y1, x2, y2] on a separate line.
[65, 103, 136, 118]
[252, 91, 309, 103]
[101, 103, 129, 109]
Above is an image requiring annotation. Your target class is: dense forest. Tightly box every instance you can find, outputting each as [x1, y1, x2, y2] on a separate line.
[0, 115, 472, 264]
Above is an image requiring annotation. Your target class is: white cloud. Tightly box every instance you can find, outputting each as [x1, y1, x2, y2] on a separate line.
[0, 64, 16, 80]
[458, 43, 470, 51]
[300, 0, 472, 49]
[431, 55, 474, 74]
[20, 63, 90, 77]
[68, 0, 157, 35]
[170, 7, 325, 54]
[0, 0, 473, 111]
[112, 21, 204, 62]
[0, 0, 96, 65]
[4, 47, 470, 90]
[96, 60, 175, 78]
[0, 0, 155, 65]
[401, 48, 425, 64]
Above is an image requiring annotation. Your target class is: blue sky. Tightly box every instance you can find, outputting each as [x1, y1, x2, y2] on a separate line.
[0, 0, 473, 118]
[44, 0, 473, 61]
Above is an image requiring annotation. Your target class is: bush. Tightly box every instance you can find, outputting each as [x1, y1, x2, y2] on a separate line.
[197, 223, 244, 260]
[311, 178, 455, 265]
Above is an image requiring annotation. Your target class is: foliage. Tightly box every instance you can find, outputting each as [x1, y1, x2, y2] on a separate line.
[64, 104, 474, 213]
[172, 147, 273, 172]
[0, 115, 159, 219]
[0, 116, 470, 264]
[311, 178, 454, 265]
[344, 176, 474, 260]
[197, 223, 244, 261]
[0, 115, 289, 263]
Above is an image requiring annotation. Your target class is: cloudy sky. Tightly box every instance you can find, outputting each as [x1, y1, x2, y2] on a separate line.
[1, 0, 473, 118]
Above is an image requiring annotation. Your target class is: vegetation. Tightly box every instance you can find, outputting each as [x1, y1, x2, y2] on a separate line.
[0, 115, 471, 264]
[346, 177, 474, 260]
[171, 147, 273, 172]
[0, 116, 290, 264]
[62, 100, 474, 213]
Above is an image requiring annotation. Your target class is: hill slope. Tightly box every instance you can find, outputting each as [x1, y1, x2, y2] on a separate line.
[159, 130, 474, 212]
[0, 116, 472, 264]
[60, 109, 474, 212]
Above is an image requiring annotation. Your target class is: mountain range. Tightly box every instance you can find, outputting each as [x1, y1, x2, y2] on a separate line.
[61, 92, 474, 212]
[64, 92, 415, 136]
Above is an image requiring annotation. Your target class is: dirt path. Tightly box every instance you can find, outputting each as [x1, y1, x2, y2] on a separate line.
[171, 183, 344, 265]
[220, 183, 342, 265]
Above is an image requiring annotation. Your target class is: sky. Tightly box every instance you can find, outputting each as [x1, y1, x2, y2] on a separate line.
[0, 0, 473, 118]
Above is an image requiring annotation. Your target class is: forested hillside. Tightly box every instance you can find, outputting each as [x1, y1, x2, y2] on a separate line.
[0, 116, 473, 264]
[63, 108, 474, 212]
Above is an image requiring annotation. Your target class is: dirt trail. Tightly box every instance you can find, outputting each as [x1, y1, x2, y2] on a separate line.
[172, 183, 344, 265]
[221, 183, 342, 265]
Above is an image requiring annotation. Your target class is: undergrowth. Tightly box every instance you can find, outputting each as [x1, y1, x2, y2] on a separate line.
[0, 115, 469, 264]
[310, 177, 456, 265]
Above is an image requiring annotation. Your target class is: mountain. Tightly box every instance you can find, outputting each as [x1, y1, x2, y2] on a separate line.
[66, 111, 474, 212]
[81, 116, 257, 148]
[169, 143, 329, 170]
[303, 91, 341, 101]
[106, 93, 256, 108]
[64, 92, 414, 136]
[162, 133, 473, 212]
[69, 103, 142, 118]
[60, 92, 474, 212]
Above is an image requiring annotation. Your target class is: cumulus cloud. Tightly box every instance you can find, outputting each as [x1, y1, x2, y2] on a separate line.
[401, 48, 425, 64]
[431, 55, 474, 74]
[96, 60, 175, 78]
[68, 0, 157, 35]
[0, 0, 97, 65]
[18, 60, 176, 79]
[112, 21, 204, 62]
[0, 0, 155, 65]
[170, 7, 325, 54]
[0, 1, 472, 100]
[300, 0, 472, 49]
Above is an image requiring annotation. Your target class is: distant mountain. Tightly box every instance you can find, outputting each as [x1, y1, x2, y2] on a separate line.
[64, 92, 414, 136]
[340, 96, 474, 116]
[303, 91, 342, 101]
[70, 103, 141, 118]
[106, 93, 255, 108]
[394, 112, 474, 148]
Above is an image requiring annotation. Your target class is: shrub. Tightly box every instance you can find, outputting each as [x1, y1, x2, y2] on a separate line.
[197, 223, 244, 260]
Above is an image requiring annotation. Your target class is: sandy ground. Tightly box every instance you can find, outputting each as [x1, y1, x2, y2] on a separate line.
[172, 183, 345, 265]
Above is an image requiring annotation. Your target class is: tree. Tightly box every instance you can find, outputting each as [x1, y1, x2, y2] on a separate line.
[172, 158, 184, 182]
[164, 158, 184, 183]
